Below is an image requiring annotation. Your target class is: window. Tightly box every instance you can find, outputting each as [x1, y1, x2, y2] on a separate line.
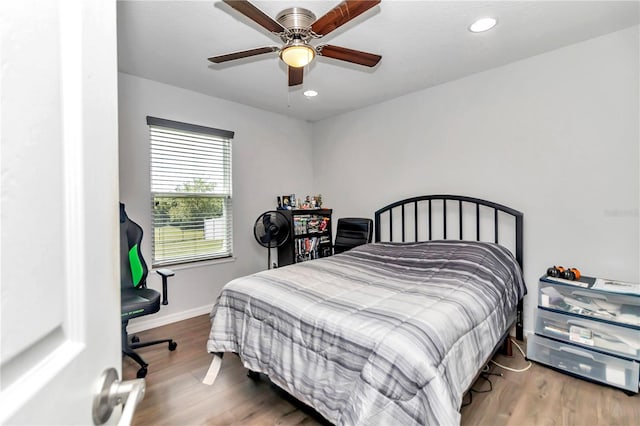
[147, 116, 233, 266]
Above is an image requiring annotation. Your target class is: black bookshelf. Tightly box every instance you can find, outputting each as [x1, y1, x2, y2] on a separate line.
[277, 209, 333, 267]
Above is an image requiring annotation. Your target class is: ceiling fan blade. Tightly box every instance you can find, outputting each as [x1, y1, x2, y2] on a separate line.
[311, 0, 380, 36]
[208, 46, 278, 63]
[223, 0, 286, 33]
[288, 66, 304, 86]
[318, 45, 381, 67]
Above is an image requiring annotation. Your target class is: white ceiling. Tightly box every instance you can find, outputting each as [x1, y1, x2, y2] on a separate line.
[117, 1, 639, 122]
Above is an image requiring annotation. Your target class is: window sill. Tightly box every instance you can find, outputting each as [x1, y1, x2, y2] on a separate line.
[152, 256, 236, 273]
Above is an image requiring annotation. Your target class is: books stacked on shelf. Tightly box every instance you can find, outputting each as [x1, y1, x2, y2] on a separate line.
[293, 215, 329, 235]
[295, 237, 322, 262]
[543, 275, 640, 296]
[293, 217, 307, 235]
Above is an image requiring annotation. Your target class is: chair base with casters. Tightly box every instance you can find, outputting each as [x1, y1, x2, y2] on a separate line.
[122, 324, 177, 379]
[120, 203, 177, 378]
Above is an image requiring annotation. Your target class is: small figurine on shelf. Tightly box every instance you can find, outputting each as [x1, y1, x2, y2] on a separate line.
[316, 194, 322, 208]
[281, 195, 290, 209]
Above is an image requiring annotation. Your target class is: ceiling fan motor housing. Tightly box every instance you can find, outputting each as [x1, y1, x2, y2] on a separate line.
[276, 7, 317, 67]
[276, 7, 317, 39]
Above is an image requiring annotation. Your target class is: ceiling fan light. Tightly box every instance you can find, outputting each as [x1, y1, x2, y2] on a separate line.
[280, 44, 315, 68]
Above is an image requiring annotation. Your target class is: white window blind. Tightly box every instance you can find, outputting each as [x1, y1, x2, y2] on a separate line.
[147, 116, 233, 266]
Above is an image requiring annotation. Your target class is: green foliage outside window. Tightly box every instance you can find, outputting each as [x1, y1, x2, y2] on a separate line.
[153, 178, 223, 230]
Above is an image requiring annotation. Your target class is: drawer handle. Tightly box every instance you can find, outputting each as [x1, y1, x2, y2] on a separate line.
[566, 320, 640, 351]
[571, 290, 608, 301]
[566, 319, 593, 329]
[558, 345, 595, 359]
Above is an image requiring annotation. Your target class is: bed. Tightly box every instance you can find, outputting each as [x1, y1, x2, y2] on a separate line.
[207, 195, 526, 425]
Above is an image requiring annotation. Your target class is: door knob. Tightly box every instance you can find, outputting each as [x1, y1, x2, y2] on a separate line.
[92, 368, 145, 426]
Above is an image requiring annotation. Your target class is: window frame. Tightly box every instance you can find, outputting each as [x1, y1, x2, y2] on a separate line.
[147, 116, 234, 267]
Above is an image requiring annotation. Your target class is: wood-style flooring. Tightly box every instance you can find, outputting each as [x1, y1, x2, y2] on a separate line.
[123, 315, 640, 425]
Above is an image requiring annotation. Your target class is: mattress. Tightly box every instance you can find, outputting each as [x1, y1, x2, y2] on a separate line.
[207, 240, 526, 425]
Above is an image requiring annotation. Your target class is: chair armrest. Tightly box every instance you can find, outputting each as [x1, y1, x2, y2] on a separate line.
[155, 269, 175, 305]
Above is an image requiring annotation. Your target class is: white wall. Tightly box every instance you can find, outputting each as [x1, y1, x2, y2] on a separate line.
[311, 26, 640, 336]
[118, 73, 314, 330]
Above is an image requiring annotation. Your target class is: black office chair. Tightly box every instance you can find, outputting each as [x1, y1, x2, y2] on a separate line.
[333, 217, 373, 255]
[120, 203, 176, 378]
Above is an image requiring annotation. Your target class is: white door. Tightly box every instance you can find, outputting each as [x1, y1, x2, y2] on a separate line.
[1, 0, 124, 424]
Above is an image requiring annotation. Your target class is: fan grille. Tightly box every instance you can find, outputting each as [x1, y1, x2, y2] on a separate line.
[254, 211, 289, 248]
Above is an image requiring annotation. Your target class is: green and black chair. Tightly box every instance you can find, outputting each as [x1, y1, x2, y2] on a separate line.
[120, 203, 176, 378]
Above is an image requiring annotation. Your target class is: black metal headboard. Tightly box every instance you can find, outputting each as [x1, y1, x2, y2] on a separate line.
[374, 194, 524, 339]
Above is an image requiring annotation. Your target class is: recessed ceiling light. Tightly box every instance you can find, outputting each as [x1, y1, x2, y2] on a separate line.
[469, 17, 497, 33]
[303, 90, 318, 97]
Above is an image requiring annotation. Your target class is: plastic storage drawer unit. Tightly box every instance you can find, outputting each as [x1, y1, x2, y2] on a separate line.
[528, 334, 639, 393]
[535, 308, 640, 361]
[538, 280, 640, 328]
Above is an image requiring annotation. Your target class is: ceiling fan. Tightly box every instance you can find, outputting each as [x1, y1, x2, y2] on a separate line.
[208, 0, 382, 87]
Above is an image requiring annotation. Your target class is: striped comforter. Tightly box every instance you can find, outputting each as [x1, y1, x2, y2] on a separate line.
[207, 241, 526, 425]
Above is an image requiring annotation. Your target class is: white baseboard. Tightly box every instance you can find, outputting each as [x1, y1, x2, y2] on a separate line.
[127, 304, 214, 334]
